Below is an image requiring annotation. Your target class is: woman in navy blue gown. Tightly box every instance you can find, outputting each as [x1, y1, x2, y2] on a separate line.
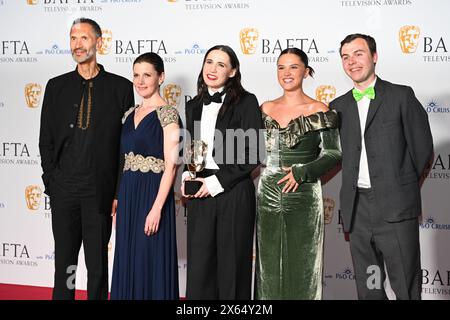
[111, 52, 180, 299]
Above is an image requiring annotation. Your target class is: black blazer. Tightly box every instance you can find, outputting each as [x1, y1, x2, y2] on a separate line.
[184, 92, 263, 191]
[39, 65, 134, 214]
[330, 78, 433, 232]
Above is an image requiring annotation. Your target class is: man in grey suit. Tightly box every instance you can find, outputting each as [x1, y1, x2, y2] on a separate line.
[330, 34, 433, 300]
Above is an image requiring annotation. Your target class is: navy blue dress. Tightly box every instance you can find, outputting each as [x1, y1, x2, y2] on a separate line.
[111, 105, 179, 300]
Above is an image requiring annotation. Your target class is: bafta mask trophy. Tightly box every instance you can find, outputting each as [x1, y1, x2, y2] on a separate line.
[184, 140, 208, 195]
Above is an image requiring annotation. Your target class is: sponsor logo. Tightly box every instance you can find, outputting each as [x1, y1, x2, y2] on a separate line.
[316, 85, 336, 106]
[175, 43, 207, 55]
[163, 84, 182, 107]
[24, 83, 42, 108]
[36, 251, 54, 261]
[325, 267, 355, 281]
[420, 217, 450, 231]
[36, 44, 71, 55]
[424, 99, 450, 114]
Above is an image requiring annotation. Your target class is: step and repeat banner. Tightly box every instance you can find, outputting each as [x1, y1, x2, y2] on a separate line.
[1, 0, 449, 299]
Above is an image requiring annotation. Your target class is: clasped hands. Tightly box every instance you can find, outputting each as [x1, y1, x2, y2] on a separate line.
[181, 176, 211, 198]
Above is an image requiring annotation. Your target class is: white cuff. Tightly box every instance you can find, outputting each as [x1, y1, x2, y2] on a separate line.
[204, 175, 224, 197]
[181, 171, 190, 183]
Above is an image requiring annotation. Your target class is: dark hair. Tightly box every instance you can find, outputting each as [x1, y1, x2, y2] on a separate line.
[71, 18, 101, 39]
[133, 52, 165, 75]
[197, 45, 247, 116]
[339, 33, 377, 56]
[277, 47, 315, 78]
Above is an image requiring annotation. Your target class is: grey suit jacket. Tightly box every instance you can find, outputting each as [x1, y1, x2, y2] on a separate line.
[330, 78, 433, 232]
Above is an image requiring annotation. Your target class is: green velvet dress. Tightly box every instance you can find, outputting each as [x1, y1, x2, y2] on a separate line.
[255, 110, 341, 300]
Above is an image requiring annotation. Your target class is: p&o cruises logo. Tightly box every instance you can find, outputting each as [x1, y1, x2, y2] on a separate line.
[420, 217, 450, 231]
[424, 99, 450, 114]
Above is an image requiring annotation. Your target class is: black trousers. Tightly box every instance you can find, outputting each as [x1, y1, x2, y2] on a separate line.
[50, 186, 112, 300]
[349, 188, 421, 300]
[186, 178, 256, 300]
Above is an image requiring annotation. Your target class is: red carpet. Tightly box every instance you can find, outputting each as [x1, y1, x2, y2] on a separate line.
[0, 283, 88, 300]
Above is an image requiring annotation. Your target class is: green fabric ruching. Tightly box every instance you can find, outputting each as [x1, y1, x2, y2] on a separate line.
[255, 110, 342, 300]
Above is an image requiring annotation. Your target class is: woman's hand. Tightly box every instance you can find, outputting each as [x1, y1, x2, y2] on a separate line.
[193, 177, 210, 198]
[111, 199, 118, 229]
[144, 206, 162, 236]
[277, 167, 300, 193]
[181, 175, 192, 198]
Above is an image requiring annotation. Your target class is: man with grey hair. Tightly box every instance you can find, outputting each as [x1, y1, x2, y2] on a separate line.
[39, 18, 134, 300]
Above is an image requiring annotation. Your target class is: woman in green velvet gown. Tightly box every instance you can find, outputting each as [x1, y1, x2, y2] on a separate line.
[255, 48, 342, 300]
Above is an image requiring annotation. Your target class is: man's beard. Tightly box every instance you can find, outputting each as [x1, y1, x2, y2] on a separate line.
[72, 47, 96, 63]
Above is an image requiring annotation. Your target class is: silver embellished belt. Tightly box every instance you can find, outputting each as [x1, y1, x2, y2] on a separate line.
[123, 152, 165, 173]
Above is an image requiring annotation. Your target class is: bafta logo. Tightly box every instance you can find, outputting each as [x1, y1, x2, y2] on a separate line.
[323, 197, 335, 225]
[240, 28, 259, 55]
[399, 25, 421, 54]
[98, 29, 113, 55]
[24, 83, 42, 108]
[174, 191, 183, 216]
[316, 85, 336, 106]
[163, 84, 182, 107]
[27, 0, 38, 4]
[25, 185, 42, 211]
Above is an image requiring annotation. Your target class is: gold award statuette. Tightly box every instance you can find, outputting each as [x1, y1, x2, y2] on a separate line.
[184, 140, 208, 195]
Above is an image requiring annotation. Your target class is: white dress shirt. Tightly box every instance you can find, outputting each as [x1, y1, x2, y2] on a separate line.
[182, 88, 225, 197]
[356, 77, 377, 188]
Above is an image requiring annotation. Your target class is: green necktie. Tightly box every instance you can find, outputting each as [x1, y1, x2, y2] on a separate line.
[352, 86, 375, 102]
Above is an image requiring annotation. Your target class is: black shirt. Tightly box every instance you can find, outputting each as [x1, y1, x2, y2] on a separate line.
[54, 68, 104, 196]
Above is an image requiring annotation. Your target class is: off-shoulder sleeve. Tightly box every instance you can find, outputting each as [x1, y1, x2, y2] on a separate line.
[291, 110, 342, 183]
[156, 105, 179, 127]
[282, 109, 339, 148]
